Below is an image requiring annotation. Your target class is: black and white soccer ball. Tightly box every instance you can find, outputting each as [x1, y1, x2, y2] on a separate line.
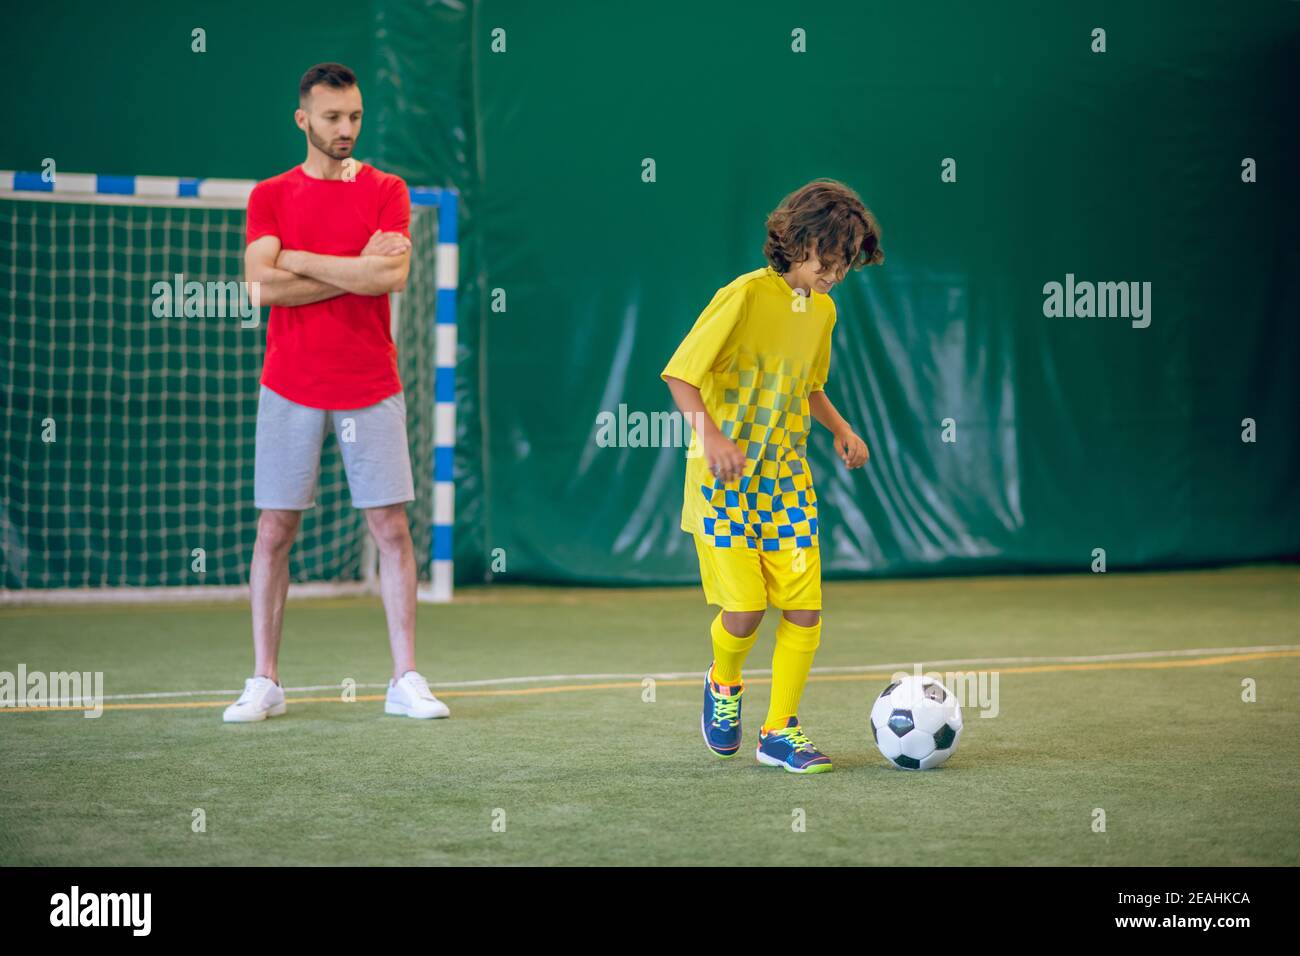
[869, 675, 963, 770]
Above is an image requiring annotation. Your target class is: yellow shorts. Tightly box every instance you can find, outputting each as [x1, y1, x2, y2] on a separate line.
[693, 534, 822, 612]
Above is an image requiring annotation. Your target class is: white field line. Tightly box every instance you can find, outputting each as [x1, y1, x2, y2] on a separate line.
[37, 644, 1300, 705]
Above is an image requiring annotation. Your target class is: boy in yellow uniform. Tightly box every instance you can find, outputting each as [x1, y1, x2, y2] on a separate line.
[662, 179, 883, 773]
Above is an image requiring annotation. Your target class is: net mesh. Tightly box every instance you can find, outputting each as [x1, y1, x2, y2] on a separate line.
[0, 196, 437, 591]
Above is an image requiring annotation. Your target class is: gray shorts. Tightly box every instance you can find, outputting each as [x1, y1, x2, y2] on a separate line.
[253, 385, 415, 511]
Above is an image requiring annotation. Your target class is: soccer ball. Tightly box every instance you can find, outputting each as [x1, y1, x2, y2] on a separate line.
[869, 675, 963, 770]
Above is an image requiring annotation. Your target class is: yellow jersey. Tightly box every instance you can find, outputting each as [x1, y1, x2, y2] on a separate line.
[661, 265, 836, 551]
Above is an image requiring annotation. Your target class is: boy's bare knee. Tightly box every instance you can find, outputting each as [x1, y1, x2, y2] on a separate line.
[783, 609, 820, 627]
[722, 609, 764, 637]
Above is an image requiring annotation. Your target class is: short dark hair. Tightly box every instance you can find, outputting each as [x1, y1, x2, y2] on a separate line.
[298, 63, 357, 104]
[763, 179, 884, 274]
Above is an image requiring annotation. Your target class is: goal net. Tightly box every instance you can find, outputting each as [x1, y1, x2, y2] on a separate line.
[0, 171, 456, 604]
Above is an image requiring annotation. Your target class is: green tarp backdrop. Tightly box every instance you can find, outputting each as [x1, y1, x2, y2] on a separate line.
[5, 1, 1298, 585]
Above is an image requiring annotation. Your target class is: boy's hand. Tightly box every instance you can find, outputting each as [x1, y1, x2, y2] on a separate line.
[360, 230, 411, 257]
[702, 431, 747, 483]
[834, 428, 869, 469]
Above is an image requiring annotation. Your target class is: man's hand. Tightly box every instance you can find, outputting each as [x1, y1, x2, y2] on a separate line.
[274, 239, 410, 297]
[703, 431, 747, 483]
[244, 235, 348, 307]
[833, 428, 869, 469]
[360, 230, 411, 257]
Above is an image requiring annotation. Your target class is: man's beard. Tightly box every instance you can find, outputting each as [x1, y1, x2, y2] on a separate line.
[307, 121, 354, 160]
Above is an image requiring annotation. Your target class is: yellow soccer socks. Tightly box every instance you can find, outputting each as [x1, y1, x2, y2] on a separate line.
[709, 612, 757, 686]
[763, 616, 821, 731]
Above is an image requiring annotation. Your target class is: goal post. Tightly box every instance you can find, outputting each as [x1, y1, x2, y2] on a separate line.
[0, 170, 457, 605]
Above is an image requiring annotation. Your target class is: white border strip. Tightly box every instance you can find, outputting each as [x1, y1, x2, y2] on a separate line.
[0, 582, 372, 606]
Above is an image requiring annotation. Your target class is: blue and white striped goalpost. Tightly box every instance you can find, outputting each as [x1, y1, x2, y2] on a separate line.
[0, 170, 457, 603]
[411, 186, 458, 604]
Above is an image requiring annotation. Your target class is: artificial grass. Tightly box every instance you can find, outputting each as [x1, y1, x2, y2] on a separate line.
[1, 565, 1297, 865]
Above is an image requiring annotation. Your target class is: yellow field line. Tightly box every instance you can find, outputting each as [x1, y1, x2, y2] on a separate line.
[2, 649, 1297, 715]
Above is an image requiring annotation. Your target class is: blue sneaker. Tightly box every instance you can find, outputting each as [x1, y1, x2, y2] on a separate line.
[701, 665, 744, 758]
[756, 717, 833, 773]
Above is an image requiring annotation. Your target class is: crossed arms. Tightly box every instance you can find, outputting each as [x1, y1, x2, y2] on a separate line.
[244, 230, 411, 307]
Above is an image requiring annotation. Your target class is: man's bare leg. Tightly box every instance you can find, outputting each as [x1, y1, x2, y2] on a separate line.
[250, 509, 303, 683]
[365, 503, 417, 680]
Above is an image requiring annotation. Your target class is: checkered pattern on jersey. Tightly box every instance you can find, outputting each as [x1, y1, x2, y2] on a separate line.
[699, 350, 819, 550]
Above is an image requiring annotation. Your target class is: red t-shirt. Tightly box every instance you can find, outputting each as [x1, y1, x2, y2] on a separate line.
[245, 163, 410, 410]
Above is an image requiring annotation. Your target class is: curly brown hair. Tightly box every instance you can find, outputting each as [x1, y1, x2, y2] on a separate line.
[763, 179, 884, 275]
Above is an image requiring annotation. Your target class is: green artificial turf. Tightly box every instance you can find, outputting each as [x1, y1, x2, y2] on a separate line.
[1, 565, 1297, 866]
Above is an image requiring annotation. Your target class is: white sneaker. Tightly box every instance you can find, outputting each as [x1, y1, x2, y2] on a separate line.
[222, 676, 286, 723]
[385, 670, 450, 719]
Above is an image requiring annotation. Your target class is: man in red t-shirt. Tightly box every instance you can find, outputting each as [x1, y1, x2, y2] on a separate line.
[224, 62, 449, 723]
